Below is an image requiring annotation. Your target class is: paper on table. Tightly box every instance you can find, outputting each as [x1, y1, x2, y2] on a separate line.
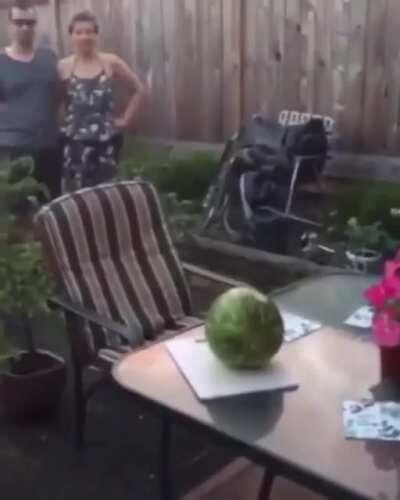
[281, 312, 322, 343]
[344, 306, 374, 329]
[343, 400, 400, 441]
[166, 337, 299, 401]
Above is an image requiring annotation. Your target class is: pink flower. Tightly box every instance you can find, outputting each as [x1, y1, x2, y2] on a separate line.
[364, 284, 390, 309]
[382, 261, 400, 299]
[365, 259, 400, 345]
[364, 262, 400, 310]
[372, 312, 400, 347]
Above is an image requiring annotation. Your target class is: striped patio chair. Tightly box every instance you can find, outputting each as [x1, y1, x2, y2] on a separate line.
[35, 180, 238, 448]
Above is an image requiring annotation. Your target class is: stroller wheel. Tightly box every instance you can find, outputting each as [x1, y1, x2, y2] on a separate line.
[199, 162, 232, 234]
[222, 199, 252, 243]
[199, 206, 216, 233]
[199, 185, 222, 233]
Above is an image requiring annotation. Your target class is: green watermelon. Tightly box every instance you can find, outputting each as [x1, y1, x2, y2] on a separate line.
[205, 287, 284, 369]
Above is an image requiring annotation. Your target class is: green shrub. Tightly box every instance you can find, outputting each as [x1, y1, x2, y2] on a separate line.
[344, 218, 396, 252]
[359, 183, 400, 239]
[159, 152, 219, 200]
[119, 141, 219, 201]
[324, 181, 400, 242]
[0, 242, 55, 362]
[0, 156, 49, 217]
[160, 193, 203, 241]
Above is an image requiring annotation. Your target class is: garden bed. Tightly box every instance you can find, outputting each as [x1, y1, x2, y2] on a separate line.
[178, 235, 334, 293]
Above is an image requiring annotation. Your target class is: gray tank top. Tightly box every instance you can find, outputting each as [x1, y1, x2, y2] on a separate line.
[0, 48, 59, 149]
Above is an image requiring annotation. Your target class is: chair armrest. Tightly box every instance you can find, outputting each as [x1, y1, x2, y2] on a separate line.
[50, 296, 134, 345]
[182, 262, 245, 287]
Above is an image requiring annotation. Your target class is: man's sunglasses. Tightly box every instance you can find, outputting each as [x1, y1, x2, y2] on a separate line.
[12, 19, 37, 28]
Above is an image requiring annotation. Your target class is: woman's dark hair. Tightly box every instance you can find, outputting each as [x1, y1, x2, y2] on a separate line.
[68, 10, 99, 35]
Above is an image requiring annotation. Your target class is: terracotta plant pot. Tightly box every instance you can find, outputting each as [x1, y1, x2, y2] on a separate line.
[0, 350, 66, 420]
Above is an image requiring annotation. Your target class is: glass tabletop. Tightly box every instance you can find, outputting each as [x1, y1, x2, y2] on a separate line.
[272, 272, 376, 328]
[114, 272, 395, 500]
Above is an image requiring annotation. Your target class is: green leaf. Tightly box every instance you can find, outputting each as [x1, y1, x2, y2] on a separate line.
[0, 324, 17, 361]
[7, 156, 35, 184]
[0, 243, 55, 318]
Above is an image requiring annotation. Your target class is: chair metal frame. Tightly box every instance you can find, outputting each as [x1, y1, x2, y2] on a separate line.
[36, 185, 243, 450]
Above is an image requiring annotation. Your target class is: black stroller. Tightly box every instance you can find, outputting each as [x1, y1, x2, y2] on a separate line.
[201, 111, 336, 257]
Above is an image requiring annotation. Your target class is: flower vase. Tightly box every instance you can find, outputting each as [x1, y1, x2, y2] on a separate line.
[380, 346, 400, 380]
[373, 313, 400, 380]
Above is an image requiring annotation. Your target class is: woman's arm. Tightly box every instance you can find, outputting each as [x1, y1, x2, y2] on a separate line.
[56, 58, 71, 123]
[109, 54, 147, 129]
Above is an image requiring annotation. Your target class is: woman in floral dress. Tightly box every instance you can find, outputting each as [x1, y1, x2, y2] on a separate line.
[58, 10, 146, 191]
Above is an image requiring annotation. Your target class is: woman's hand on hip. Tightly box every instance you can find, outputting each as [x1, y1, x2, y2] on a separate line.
[114, 116, 129, 130]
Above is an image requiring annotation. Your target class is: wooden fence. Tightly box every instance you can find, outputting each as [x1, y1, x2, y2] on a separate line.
[2, 0, 400, 152]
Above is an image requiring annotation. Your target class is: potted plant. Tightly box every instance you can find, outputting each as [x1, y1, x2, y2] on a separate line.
[345, 218, 396, 273]
[0, 242, 66, 420]
[0, 156, 49, 243]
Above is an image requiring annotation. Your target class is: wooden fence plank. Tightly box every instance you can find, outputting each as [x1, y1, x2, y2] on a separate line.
[174, 0, 201, 139]
[283, 0, 303, 112]
[140, 0, 170, 137]
[312, 0, 334, 116]
[160, 0, 178, 138]
[300, 0, 316, 113]
[330, 0, 349, 144]
[269, 0, 286, 117]
[198, 0, 223, 141]
[342, 1, 367, 149]
[254, 0, 272, 116]
[383, 0, 400, 151]
[242, 0, 258, 120]
[362, 0, 389, 152]
[221, 0, 242, 138]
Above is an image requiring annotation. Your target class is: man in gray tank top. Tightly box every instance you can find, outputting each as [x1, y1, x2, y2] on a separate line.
[0, 3, 61, 198]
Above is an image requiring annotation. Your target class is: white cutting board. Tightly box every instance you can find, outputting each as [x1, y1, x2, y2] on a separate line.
[166, 337, 298, 401]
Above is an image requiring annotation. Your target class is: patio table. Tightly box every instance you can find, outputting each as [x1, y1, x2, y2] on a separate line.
[113, 273, 399, 500]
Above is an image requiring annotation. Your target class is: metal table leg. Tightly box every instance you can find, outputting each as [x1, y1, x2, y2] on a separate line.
[258, 469, 276, 500]
[160, 416, 173, 500]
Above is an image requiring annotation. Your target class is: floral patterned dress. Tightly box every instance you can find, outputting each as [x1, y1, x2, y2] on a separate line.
[62, 61, 122, 192]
